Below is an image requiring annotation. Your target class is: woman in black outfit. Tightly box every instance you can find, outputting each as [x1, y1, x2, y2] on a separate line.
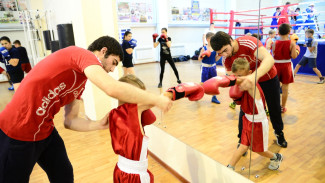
[153, 28, 181, 88]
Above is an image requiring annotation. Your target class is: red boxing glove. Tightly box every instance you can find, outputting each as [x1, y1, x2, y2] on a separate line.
[229, 85, 244, 105]
[152, 33, 159, 42]
[141, 109, 156, 127]
[167, 82, 204, 101]
[160, 34, 168, 42]
[295, 45, 300, 56]
[202, 75, 237, 95]
[200, 50, 211, 59]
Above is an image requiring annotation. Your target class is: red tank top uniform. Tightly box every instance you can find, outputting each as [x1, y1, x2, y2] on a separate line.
[109, 103, 156, 183]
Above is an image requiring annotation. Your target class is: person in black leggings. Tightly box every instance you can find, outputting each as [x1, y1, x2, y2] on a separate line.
[153, 28, 181, 88]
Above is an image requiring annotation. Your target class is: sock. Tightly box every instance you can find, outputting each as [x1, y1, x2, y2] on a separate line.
[320, 77, 324, 80]
[271, 153, 277, 160]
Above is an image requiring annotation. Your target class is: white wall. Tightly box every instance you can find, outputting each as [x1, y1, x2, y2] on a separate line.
[121, 0, 229, 62]
[42, 0, 87, 48]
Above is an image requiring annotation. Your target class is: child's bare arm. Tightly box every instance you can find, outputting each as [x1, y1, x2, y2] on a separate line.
[247, 84, 261, 100]
[308, 46, 315, 52]
[198, 47, 205, 61]
[139, 92, 173, 111]
[290, 41, 298, 59]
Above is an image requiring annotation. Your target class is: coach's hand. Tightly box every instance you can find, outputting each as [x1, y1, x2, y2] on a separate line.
[238, 74, 256, 91]
[155, 95, 173, 113]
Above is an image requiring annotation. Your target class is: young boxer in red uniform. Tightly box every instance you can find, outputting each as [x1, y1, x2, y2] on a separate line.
[110, 74, 204, 183]
[203, 58, 283, 171]
[272, 23, 299, 113]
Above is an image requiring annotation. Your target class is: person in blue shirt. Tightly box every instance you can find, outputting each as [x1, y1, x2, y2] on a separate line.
[121, 31, 137, 76]
[271, 7, 281, 29]
[293, 8, 304, 33]
[303, 3, 319, 30]
[0, 36, 23, 91]
[198, 32, 220, 104]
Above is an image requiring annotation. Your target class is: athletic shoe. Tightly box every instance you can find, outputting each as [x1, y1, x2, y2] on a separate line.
[211, 96, 220, 104]
[177, 80, 182, 84]
[274, 131, 288, 148]
[158, 83, 162, 88]
[229, 102, 236, 109]
[317, 79, 325, 84]
[8, 86, 14, 91]
[268, 153, 283, 170]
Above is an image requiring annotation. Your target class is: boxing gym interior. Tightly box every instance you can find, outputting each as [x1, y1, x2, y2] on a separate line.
[0, 0, 324, 182]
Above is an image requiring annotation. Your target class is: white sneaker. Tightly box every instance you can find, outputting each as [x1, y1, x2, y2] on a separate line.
[268, 153, 283, 170]
[317, 79, 325, 84]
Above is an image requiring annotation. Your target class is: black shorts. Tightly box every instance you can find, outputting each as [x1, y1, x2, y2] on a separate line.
[122, 59, 134, 68]
[298, 56, 317, 68]
[0, 128, 73, 183]
[7, 69, 24, 83]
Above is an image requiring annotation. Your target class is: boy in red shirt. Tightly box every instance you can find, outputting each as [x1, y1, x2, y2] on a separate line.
[272, 23, 298, 113]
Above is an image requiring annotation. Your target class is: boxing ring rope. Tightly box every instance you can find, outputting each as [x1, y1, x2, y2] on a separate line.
[210, 1, 325, 37]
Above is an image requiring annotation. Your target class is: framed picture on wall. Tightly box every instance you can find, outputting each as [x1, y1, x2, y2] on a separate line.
[117, 0, 155, 25]
[168, 0, 211, 25]
[0, 0, 29, 30]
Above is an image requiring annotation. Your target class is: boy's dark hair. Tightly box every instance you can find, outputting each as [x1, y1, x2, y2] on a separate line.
[13, 40, 21, 45]
[88, 36, 123, 61]
[161, 27, 167, 32]
[123, 31, 132, 40]
[206, 32, 215, 40]
[0, 36, 11, 43]
[286, 2, 290, 5]
[276, 7, 280, 10]
[278, 23, 291, 35]
[210, 23, 214, 25]
[295, 7, 300, 11]
[306, 29, 314, 35]
[210, 31, 232, 51]
[252, 33, 262, 40]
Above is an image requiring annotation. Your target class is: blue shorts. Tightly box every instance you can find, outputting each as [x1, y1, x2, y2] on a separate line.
[201, 65, 217, 82]
[293, 20, 303, 30]
[298, 56, 317, 68]
[271, 20, 278, 29]
[304, 19, 316, 29]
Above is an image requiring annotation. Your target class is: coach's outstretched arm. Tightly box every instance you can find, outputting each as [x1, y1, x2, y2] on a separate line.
[84, 65, 172, 113]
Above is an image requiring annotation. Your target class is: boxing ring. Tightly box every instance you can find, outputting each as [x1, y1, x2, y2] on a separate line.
[210, 1, 325, 76]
